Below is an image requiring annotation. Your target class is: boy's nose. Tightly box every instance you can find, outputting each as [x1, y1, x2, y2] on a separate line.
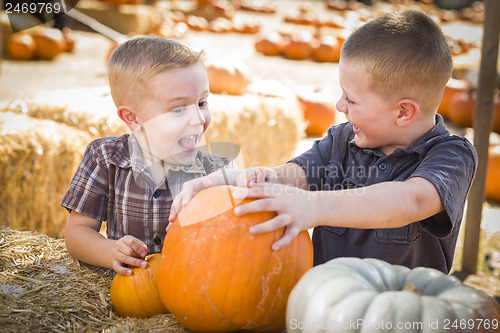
[189, 105, 206, 126]
[335, 99, 347, 114]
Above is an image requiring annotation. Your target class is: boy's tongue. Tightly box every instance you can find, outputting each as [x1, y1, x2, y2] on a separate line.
[178, 136, 197, 151]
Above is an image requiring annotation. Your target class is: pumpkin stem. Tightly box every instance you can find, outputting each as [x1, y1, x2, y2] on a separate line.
[402, 283, 421, 295]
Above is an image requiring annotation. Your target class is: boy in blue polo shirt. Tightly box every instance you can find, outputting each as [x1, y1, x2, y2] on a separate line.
[169, 10, 477, 273]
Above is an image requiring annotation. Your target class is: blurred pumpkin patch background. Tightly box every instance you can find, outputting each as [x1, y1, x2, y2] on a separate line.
[1, 0, 499, 331]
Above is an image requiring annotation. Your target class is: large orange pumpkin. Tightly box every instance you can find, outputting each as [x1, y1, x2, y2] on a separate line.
[110, 253, 169, 318]
[158, 185, 314, 332]
[438, 78, 470, 119]
[486, 145, 500, 202]
[296, 85, 338, 136]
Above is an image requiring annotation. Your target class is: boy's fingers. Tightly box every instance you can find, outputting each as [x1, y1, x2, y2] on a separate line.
[113, 262, 132, 276]
[248, 214, 290, 235]
[271, 225, 300, 251]
[122, 236, 148, 259]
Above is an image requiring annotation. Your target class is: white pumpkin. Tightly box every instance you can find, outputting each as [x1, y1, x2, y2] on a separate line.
[287, 257, 500, 333]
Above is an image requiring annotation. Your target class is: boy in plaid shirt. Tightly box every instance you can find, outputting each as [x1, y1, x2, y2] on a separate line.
[61, 37, 233, 275]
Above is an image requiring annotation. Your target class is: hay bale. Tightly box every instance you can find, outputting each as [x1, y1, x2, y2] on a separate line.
[206, 93, 305, 167]
[0, 87, 129, 138]
[76, 0, 154, 35]
[0, 228, 187, 332]
[0, 112, 92, 237]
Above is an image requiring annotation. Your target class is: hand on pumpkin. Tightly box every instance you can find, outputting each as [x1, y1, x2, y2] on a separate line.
[111, 235, 149, 275]
[234, 167, 278, 187]
[169, 168, 244, 222]
[232, 182, 317, 251]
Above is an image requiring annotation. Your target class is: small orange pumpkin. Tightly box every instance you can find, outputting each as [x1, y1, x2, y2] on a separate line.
[205, 58, 250, 95]
[158, 185, 313, 332]
[110, 253, 168, 318]
[448, 91, 475, 128]
[486, 145, 500, 203]
[438, 78, 470, 119]
[31, 28, 66, 60]
[448, 93, 500, 131]
[296, 85, 338, 136]
[282, 32, 313, 60]
[254, 32, 281, 56]
[311, 35, 341, 63]
[7, 33, 36, 60]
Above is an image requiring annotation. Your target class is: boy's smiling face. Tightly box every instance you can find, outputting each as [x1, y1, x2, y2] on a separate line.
[336, 59, 402, 155]
[133, 62, 210, 167]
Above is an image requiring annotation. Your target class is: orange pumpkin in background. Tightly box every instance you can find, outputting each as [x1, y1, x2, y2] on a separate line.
[448, 92, 500, 132]
[254, 32, 281, 56]
[205, 57, 250, 95]
[110, 254, 168, 318]
[296, 85, 338, 136]
[31, 28, 66, 60]
[158, 185, 314, 332]
[438, 78, 470, 119]
[282, 32, 313, 60]
[311, 35, 341, 63]
[448, 91, 475, 128]
[7, 33, 36, 60]
[486, 145, 500, 203]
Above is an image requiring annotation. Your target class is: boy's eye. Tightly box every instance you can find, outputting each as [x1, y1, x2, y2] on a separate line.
[345, 96, 355, 104]
[198, 100, 208, 109]
[172, 106, 186, 113]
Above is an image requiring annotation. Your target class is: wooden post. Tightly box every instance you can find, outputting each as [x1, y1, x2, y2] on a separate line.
[461, 0, 500, 274]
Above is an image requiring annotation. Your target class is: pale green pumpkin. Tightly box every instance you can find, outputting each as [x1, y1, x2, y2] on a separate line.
[287, 257, 500, 333]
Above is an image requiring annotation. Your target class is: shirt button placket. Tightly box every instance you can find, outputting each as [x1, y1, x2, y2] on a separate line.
[379, 162, 387, 171]
[153, 190, 160, 198]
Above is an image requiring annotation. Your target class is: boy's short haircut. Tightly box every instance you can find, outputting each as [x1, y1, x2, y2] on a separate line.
[108, 36, 204, 108]
[341, 10, 453, 114]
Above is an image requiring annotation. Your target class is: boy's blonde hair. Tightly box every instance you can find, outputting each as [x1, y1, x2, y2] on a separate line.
[108, 36, 204, 108]
[341, 10, 452, 114]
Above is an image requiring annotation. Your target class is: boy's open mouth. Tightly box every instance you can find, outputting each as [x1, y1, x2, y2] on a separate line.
[178, 134, 200, 152]
[352, 123, 360, 134]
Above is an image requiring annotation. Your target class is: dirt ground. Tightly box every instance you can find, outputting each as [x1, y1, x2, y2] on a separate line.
[1, 0, 499, 302]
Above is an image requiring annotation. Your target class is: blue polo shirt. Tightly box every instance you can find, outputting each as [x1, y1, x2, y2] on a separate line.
[289, 115, 477, 273]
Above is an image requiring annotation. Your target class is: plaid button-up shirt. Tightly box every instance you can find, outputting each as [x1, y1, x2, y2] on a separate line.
[61, 134, 235, 254]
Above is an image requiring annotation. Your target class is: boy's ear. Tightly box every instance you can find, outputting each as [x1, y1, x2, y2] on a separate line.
[117, 106, 140, 131]
[396, 99, 420, 127]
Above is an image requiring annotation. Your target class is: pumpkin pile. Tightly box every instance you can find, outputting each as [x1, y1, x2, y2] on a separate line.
[158, 185, 314, 332]
[287, 257, 500, 332]
[255, 31, 343, 63]
[7, 27, 74, 61]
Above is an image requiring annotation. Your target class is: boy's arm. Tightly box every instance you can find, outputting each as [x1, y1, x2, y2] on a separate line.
[169, 163, 309, 222]
[65, 211, 148, 275]
[234, 177, 443, 250]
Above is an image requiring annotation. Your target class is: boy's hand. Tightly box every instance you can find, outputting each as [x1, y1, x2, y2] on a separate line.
[169, 169, 244, 222]
[235, 167, 278, 187]
[111, 235, 148, 275]
[232, 183, 316, 251]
